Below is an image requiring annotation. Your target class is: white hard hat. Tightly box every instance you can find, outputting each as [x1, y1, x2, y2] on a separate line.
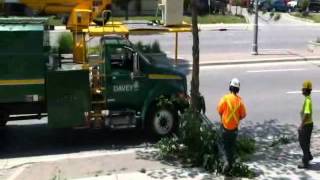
[230, 78, 240, 88]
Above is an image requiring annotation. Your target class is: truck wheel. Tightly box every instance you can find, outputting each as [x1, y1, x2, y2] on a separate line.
[148, 106, 178, 137]
[0, 111, 8, 127]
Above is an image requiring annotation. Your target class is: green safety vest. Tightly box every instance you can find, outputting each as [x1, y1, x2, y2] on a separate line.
[301, 96, 313, 125]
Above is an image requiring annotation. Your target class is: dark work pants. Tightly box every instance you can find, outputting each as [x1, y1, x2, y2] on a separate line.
[220, 126, 238, 166]
[298, 123, 313, 165]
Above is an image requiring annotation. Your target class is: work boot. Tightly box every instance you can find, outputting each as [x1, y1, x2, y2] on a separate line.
[298, 163, 309, 169]
[223, 162, 231, 173]
[309, 154, 313, 161]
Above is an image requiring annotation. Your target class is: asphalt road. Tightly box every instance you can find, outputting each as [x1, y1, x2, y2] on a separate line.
[0, 121, 154, 158]
[50, 14, 320, 59]
[187, 61, 320, 127]
[126, 16, 320, 58]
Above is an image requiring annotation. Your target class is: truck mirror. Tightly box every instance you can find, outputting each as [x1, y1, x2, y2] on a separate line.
[123, 46, 140, 77]
[133, 52, 139, 74]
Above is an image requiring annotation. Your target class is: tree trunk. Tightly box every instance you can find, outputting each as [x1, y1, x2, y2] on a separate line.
[125, 3, 129, 20]
[135, 0, 142, 16]
[191, 0, 200, 112]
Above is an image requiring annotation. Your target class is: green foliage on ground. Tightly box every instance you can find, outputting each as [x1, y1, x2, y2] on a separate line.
[236, 136, 256, 161]
[57, 33, 73, 54]
[156, 106, 256, 178]
[270, 135, 293, 147]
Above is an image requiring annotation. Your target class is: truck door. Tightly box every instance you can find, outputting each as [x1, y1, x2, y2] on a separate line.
[105, 46, 147, 110]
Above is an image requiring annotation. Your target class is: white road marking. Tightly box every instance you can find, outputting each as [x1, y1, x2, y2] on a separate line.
[247, 68, 305, 73]
[287, 90, 320, 94]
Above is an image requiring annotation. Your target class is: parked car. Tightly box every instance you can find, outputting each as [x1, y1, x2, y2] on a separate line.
[296, 0, 320, 12]
[287, 0, 298, 12]
[258, 0, 288, 12]
[210, 0, 228, 14]
[308, 0, 320, 12]
[229, 0, 250, 7]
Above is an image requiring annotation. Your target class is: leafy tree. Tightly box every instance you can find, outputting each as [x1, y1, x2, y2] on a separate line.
[135, 0, 142, 16]
[113, 0, 133, 20]
[57, 33, 73, 54]
[235, 0, 241, 15]
[298, 0, 310, 16]
[184, 0, 191, 14]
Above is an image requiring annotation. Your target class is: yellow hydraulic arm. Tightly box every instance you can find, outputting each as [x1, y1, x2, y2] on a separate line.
[18, 0, 112, 63]
[19, 0, 112, 23]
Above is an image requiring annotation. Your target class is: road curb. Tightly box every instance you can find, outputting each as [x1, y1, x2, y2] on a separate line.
[178, 56, 320, 67]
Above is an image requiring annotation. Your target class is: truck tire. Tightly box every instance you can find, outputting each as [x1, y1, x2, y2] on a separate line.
[148, 105, 178, 137]
[0, 111, 8, 127]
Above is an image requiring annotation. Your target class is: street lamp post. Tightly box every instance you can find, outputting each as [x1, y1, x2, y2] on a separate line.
[252, 0, 259, 55]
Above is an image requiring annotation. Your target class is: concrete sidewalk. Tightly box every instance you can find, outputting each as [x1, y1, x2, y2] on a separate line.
[2, 128, 320, 180]
[70, 129, 320, 180]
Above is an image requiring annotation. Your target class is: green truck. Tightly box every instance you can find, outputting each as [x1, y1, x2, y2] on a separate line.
[0, 18, 188, 136]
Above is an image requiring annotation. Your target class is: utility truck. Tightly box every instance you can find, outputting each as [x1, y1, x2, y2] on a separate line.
[0, 17, 188, 136]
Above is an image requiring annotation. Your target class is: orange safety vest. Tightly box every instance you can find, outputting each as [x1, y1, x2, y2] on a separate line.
[217, 93, 246, 130]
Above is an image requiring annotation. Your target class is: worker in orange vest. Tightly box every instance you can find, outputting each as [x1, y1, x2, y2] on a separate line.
[217, 78, 247, 173]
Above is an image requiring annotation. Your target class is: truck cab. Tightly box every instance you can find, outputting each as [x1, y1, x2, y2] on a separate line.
[100, 36, 188, 136]
[48, 35, 188, 136]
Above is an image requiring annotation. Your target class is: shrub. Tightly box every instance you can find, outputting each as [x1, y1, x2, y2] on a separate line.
[270, 135, 293, 147]
[57, 33, 73, 54]
[88, 45, 101, 55]
[156, 105, 256, 178]
[151, 41, 162, 53]
[134, 41, 163, 53]
[134, 41, 144, 52]
[298, 0, 310, 14]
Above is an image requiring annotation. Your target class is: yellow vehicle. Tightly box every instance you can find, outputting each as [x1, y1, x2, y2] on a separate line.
[2, 0, 113, 63]
[2, 0, 111, 22]
[1, 0, 189, 64]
